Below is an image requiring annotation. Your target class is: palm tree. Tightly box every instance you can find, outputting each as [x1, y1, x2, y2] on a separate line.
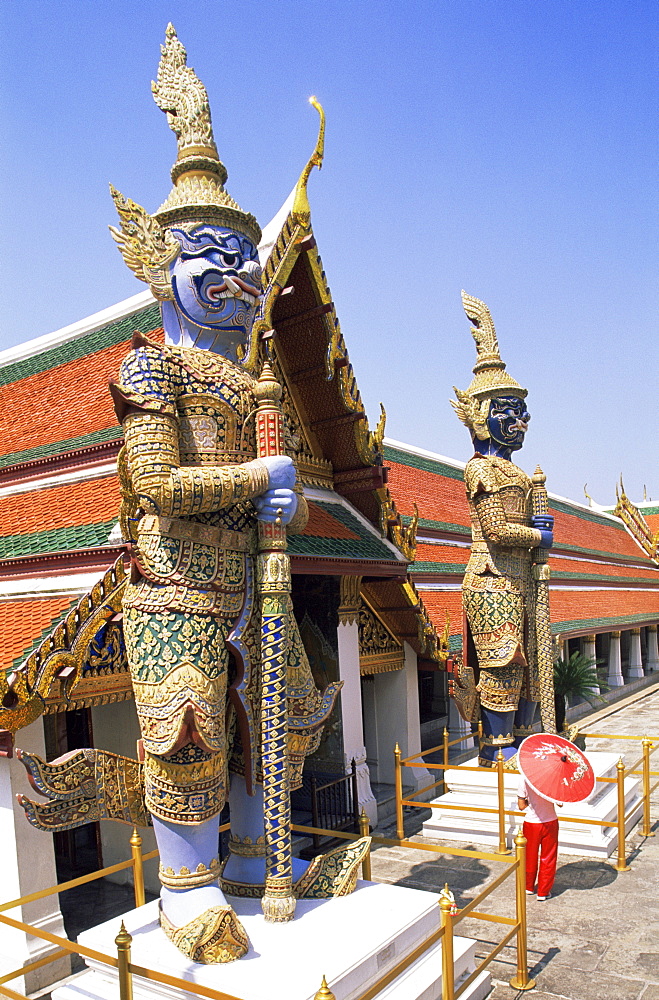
[553, 652, 608, 733]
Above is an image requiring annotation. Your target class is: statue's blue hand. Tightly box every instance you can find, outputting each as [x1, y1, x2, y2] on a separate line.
[254, 488, 298, 524]
[531, 514, 554, 532]
[531, 514, 554, 549]
[260, 455, 296, 490]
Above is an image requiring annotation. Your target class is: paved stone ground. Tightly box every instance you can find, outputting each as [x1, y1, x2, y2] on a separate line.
[370, 685, 659, 1000]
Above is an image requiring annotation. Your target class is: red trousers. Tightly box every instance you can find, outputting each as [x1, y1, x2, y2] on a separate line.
[523, 820, 558, 897]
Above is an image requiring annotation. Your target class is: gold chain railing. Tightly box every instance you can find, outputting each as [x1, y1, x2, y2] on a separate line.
[396, 731, 659, 872]
[0, 815, 534, 1000]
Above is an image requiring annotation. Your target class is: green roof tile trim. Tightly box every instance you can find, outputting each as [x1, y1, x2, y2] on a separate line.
[0, 303, 161, 387]
[404, 520, 654, 566]
[384, 445, 465, 482]
[8, 598, 79, 674]
[0, 426, 122, 469]
[408, 561, 465, 576]
[552, 571, 659, 584]
[402, 515, 471, 537]
[0, 520, 117, 559]
[409, 563, 657, 584]
[289, 500, 399, 562]
[548, 496, 628, 529]
[551, 613, 659, 634]
[556, 541, 653, 565]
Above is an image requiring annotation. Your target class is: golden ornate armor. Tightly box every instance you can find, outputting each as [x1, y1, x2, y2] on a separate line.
[110, 334, 328, 824]
[463, 454, 541, 712]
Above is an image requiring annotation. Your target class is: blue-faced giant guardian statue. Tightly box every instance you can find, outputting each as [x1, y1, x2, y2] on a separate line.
[450, 292, 557, 766]
[16, 25, 369, 965]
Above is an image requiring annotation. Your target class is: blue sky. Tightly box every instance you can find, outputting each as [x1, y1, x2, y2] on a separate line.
[1, 0, 656, 504]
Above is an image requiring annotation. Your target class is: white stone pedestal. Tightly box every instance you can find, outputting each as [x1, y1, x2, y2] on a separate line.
[52, 883, 491, 1000]
[422, 752, 642, 859]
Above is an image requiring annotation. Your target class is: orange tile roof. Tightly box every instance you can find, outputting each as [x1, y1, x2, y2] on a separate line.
[417, 584, 659, 638]
[1, 328, 164, 457]
[304, 502, 360, 540]
[551, 554, 659, 582]
[414, 542, 469, 567]
[548, 587, 659, 627]
[415, 590, 463, 631]
[0, 596, 78, 671]
[387, 448, 651, 566]
[386, 460, 470, 528]
[644, 511, 659, 533]
[0, 475, 120, 537]
[551, 506, 642, 560]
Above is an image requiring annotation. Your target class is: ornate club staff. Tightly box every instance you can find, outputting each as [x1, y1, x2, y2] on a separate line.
[531, 466, 557, 734]
[254, 360, 296, 921]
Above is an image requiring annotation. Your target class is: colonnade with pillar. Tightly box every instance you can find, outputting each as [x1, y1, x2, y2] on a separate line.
[568, 624, 659, 690]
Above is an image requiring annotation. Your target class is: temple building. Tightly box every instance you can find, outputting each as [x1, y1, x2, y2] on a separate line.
[1, 194, 658, 991]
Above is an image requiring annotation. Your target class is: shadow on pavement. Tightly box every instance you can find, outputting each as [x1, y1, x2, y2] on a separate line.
[551, 858, 617, 895]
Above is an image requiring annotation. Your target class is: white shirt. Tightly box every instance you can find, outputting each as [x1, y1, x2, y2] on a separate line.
[517, 775, 558, 824]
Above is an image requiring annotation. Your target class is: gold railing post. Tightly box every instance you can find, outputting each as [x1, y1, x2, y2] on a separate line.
[478, 718, 483, 740]
[314, 974, 336, 999]
[439, 886, 455, 1000]
[116, 921, 133, 1000]
[359, 808, 372, 881]
[130, 827, 145, 908]
[496, 749, 511, 855]
[614, 756, 631, 872]
[509, 829, 535, 990]
[394, 743, 404, 841]
[442, 727, 449, 794]
[641, 738, 654, 838]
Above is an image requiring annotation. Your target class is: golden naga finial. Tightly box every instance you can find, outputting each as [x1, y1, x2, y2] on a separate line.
[151, 22, 218, 158]
[109, 23, 261, 282]
[292, 97, 326, 227]
[149, 23, 260, 241]
[451, 291, 527, 439]
[461, 291, 501, 369]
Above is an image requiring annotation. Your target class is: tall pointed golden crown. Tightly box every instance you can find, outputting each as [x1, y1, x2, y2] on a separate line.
[150, 23, 261, 244]
[451, 292, 527, 439]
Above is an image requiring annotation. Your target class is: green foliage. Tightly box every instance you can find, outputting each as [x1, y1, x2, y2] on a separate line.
[553, 651, 608, 702]
[553, 651, 608, 732]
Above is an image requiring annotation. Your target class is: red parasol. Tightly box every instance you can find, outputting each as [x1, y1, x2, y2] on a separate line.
[518, 733, 595, 805]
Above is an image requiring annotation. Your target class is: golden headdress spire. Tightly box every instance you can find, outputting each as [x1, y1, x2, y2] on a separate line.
[150, 23, 261, 243]
[451, 291, 527, 439]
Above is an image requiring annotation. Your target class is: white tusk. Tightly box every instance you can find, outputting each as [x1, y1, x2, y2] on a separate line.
[224, 275, 242, 296]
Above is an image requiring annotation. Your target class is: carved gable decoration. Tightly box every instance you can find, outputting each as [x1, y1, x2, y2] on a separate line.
[614, 480, 659, 566]
[0, 557, 131, 736]
[359, 600, 405, 675]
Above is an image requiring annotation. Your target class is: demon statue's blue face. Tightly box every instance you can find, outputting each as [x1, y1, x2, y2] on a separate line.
[162, 225, 262, 357]
[487, 396, 530, 453]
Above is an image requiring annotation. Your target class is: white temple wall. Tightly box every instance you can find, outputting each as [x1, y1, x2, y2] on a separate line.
[362, 645, 431, 791]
